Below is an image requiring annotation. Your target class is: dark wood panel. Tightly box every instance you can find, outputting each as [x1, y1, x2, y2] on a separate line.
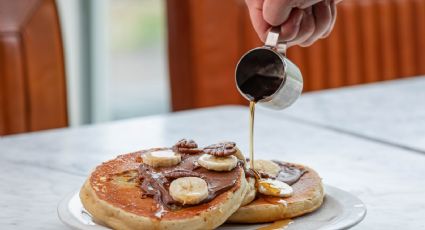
[22, 0, 67, 131]
[0, 0, 67, 135]
[395, 0, 416, 77]
[324, 13, 345, 89]
[413, 0, 425, 74]
[0, 40, 4, 135]
[0, 87, 4, 134]
[0, 34, 28, 135]
[377, 0, 398, 81]
[340, 1, 363, 86]
[189, 0, 244, 108]
[166, 0, 194, 111]
[360, 0, 380, 83]
[306, 41, 326, 91]
[168, 0, 246, 110]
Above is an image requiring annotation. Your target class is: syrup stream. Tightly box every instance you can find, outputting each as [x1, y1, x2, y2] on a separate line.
[249, 101, 256, 170]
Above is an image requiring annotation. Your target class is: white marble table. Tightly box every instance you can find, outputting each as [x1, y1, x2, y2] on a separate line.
[277, 76, 425, 153]
[1, 80, 425, 229]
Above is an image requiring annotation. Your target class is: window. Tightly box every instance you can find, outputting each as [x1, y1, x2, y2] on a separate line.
[59, 0, 169, 125]
[107, 0, 169, 120]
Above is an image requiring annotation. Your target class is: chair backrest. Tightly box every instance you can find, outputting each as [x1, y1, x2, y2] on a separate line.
[0, 0, 67, 135]
[167, 0, 425, 111]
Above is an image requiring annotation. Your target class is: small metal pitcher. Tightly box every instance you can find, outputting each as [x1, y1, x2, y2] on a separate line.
[235, 27, 303, 110]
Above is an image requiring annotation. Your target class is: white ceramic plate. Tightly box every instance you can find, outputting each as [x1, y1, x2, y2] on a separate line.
[58, 185, 366, 230]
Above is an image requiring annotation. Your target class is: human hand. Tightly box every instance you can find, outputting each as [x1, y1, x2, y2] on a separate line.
[245, 0, 341, 47]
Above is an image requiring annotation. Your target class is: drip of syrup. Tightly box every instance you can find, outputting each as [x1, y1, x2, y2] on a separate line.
[242, 74, 283, 187]
[249, 101, 256, 170]
[249, 101, 261, 185]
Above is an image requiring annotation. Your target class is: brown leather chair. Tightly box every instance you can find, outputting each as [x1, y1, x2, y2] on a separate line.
[0, 0, 67, 135]
[167, 0, 425, 111]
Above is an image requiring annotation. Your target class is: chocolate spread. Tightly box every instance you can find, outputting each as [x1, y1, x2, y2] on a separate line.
[245, 160, 306, 185]
[272, 161, 306, 185]
[138, 142, 305, 216]
[138, 148, 243, 210]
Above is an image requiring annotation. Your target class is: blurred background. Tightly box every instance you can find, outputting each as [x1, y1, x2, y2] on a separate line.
[1, 0, 425, 135]
[59, 0, 169, 124]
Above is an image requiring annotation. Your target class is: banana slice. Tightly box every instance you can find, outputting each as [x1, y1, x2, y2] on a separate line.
[142, 149, 181, 167]
[254, 159, 281, 177]
[169, 177, 209, 205]
[197, 154, 238, 171]
[258, 178, 293, 198]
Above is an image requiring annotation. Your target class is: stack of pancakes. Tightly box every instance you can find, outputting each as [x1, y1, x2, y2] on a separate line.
[80, 139, 324, 230]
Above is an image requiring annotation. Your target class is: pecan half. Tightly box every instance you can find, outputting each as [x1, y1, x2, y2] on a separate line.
[173, 139, 203, 154]
[203, 142, 237, 157]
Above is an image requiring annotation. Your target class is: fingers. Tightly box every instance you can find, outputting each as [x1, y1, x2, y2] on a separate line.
[287, 7, 315, 47]
[279, 8, 304, 41]
[246, 0, 338, 46]
[299, 0, 333, 46]
[262, 0, 293, 26]
[245, 0, 269, 41]
[322, 0, 337, 38]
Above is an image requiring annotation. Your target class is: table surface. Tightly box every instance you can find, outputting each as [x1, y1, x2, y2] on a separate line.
[1, 78, 425, 230]
[281, 77, 425, 153]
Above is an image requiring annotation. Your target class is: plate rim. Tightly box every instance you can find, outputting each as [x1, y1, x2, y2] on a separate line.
[57, 184, 366, 230]
[318, 185, 367, 230]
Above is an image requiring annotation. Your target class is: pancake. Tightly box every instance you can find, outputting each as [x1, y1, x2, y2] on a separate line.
[227, 163, 324, 223]
[80, 151, 249, 230]
[240, 177, 256, 206]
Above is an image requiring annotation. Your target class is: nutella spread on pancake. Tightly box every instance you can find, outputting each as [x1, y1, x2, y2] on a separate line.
[82, 137, 325, 228]
[88, 138, 307, 221]
[246, 160, 306, 186]
[272, 161, 306, 185]
[138, 142, 244, 211]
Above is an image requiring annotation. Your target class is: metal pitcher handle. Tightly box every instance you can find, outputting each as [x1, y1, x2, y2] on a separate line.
[265, 27, 287, 55]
